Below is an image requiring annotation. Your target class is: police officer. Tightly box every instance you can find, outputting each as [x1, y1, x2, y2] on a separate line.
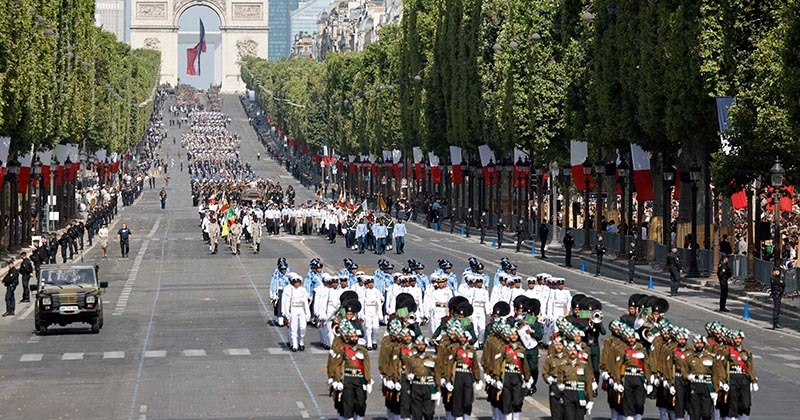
[770, 267, 785, 329]
[515, 219, 528, 253]
[538, 219, 550, 259]
[2, 260, 19, 316]
[717, 254, 732, 312]
[627, 241, 637, 284]
[479, 211, 487, 244]
[563, 228, 574, 267]
[18, 252, 33, 303]
[595, 234, 606, 277]
[668, 248, 683, 296]
[496, 217, 506, 248]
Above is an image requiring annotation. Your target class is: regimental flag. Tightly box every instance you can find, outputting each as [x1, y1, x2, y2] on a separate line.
[378, 194, 387, 212]
[352, 199, 368, 217]
[322, 143, 329, 167]
[731, 189, 747, 210]
[512, 147, 529, 189]
[186, 19, 207, 76]
[449, 146, 463, 185]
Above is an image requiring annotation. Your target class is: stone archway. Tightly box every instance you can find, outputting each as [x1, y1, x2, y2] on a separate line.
[130, 0, 268, 92]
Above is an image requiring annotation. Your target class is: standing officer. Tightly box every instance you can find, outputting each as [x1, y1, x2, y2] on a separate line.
[270, 258, 290, 326]
[207, 218, 220, 254]
[282, 273, 311, 352]
[2, 260, 19, 317]
[496, 217, 506, 248]
[717, 255, 732, 312]
[627, 241, 637, 283]
[479, 211, 487, 244]
[48, 232, 59, 263]
[117, 223, 132, 258]
[594, 234, 606, 277]
[465, 207, 474, 237]
[538, 219, 550, 259]
[515, 219, 528, 253]
[563, 228, 574, 267]
[770, 266, 785, 329]
[667, 248, 683, 296]
[18, 252, 33, 303]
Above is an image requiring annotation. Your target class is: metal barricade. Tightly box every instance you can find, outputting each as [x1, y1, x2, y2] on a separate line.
[730, 254, 748, 279]
[753, 259, 774, 285]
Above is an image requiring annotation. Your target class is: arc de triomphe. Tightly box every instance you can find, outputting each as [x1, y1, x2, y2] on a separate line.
[130, 0, 268, 92]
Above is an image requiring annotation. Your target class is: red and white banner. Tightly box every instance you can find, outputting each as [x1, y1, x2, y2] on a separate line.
[392, 149, 402, 179]
[18, 150, 34, 194]
[428, 152, 441, 184]
[513, 147, 529, 188]
[37, 150, 52, 187]
[0, 137, 10, 187]
[412, 147, 424, 180]
[54, 144, 69, 187]
[321, 145, 329, 167]
[570, 140, 591, 191]
[449, 146, 463, 185]
[731, 189, 747, 210]
[67, 143, 79, 182]
[630, 144, 654, 202]
[478, 144, 498, 185]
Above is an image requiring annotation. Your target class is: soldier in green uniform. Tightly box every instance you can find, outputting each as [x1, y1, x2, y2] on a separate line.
[404, 335, 438, 420]
[619, 294, 641, 328]
[328, 319, 372, 420]
[668, 327, 691, 420]
[514, 297, 543, 395]
[440, 322, 482, 420]
[600, 320, 625, 420]
[481, 302, 510, 419]
[488, 323, 532, 419]
[685, 335, 723, 420]
[543, 338, 569, 420]
[619, 324, 651, 419]
[556, 342, 595, 419]
[379, 318, 403, 419]
[721, 329, 758, 420]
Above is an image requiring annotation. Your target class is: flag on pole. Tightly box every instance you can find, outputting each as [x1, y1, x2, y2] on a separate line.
[352, 199, 368, 217]
[18, 149, 34, 194]
[412, 146, 424, 180]
[630, 144, 654, 202]
[38, 149, 53, 187]
[322, 143, 329, 167]
[478, 144, 498, 185]
[449, 146, 463, 184]
[428, 152, 441, 184]
[378, 194, 387, 212]
[570, 140, 592, 191]
[0, 137, 10, 187]
[186, 19, 207, 76]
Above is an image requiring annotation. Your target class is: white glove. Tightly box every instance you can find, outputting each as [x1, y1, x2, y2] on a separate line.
[327, 378, 334, 386]
[557, 383, 566, 391]
[600, 371, 610, 381]
[654, 378, 661, 387]
[650, 374, 656, 385]
[440, 378, 447, 387]
[334, 381, 344, 391]
[495, 380, 504, 391]
[586, 401, 594, 415]
[474, 381, 483, 392]
[663, 380, 671, 388]
[614, 383, 624, 393]
[711, 392, 718, 405]
[670, 386, 676, 395]
[688, 374, 696, 381]
[386, 380, 395, 389]
[394, 382, 402, 391]
[407, 373, 415, 381]
[547, 376, 556, 385]
[721, 383, 730, 392]
[646, 385, 654, 394]
[446, 382, 454, 392]
[483, 374, 492, 384]
[527, 378, 535, 389]
[365, 383, 373, 394]
[591, 381, 598, 392]
[431, 392, 441, 402]
[751, 383, 759, 392]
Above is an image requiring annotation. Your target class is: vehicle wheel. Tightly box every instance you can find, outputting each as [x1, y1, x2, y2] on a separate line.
[37, 323, 48, 335]
[90, 320, 101, 334]
[99, 313, 104, 329]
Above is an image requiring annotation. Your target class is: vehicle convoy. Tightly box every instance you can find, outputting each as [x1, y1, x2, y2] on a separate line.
[31, 265, 107, 335]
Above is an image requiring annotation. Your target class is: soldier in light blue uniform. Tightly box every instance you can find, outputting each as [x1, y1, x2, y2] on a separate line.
[339, 258, 360, 287]
[374, 260, 395, 294]
[270, 257, 290, 326]
[462, 257, 480, 279]
[493, 258, 511, 288]
[304, 258, 324, 296]
[434, 259, 458, 293]
[408, 259, 429, 292]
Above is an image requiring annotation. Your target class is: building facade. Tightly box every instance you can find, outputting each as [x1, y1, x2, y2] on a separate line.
[94, 0, 126, 42]
[269, 0, 300, 59]
[311, 0, 402, 60]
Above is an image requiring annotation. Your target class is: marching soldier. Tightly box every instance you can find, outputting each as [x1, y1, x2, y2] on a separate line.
[269, 258, 290, 326]
[423, 274, 453, 337]
[441, 323, 482, 420]
[250, 216, 262, 254]
[721, 329, 758, 420]
[405, 335, 438, 420]
[543, 338, 569, 420]
[328, 319, 372, 420]
[619, 324, 651, 420]
[360, 276, 382, 350]
[668, 327, 692, 420]
[229, 220, 242, 255]
[207, 217, 220, 254]
[685, 335, 723, 420]
[556, 342, 595, 420]
[600, 320, 625, 420]
[282, 273, 311, 352]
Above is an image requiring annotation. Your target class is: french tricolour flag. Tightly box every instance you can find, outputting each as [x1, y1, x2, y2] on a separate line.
[186, 19, 207, 76]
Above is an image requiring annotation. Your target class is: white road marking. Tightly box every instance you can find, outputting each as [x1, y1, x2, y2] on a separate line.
[310, 348, 329, 355]
[224, 348, 251, 356]
[140, 405, 147, 414]
[774, 354, 800, 361]
[104, 351, 125, 359]
[296, 401, 309, 418]
[786, 363, 800, 369]
[753, 355, 762, 359]
[144, 350, 167, 358]
[524, 396, 551, 416]
[267, 347, 287, 355]
[182, 349, 207, 357]
[61, 353, 84, 360]
[20, 354, 43, 362]
[17, 302, 36, 320]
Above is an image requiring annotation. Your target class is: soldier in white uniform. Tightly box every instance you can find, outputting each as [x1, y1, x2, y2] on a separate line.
[282, 273, 311, 352]
[465, 273, 490, 346]
[384, 272, 403, 316]
[313, 274, 334, 349]
[490, 272, 513, 308]
[406, 274, 424, 318]
[424, 274, 453, 337]
[359, 275, 383, 350]
[548, 278, 571, 318]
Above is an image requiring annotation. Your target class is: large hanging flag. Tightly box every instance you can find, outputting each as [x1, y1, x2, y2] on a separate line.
[449, 146, 463, 185]
[0, 137, 9, 187]
[512, 147, 530, 188]
[54, 144, 69, 187]
[412, 146, 424, 180]
[428, 152, 441, 184]
[478, 144, 498, 185]
[37, 149, 53, 187]
[186, 19, 207, 76]
[629, 144, 654, 202]
[392, 149, 402, 179]
[570, 140, 592, 191]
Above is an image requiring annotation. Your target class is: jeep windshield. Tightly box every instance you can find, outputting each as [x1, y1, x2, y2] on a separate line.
[40, 268, 96, 288]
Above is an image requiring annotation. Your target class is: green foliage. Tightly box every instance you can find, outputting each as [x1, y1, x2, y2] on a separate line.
[0, 0, 160, 156]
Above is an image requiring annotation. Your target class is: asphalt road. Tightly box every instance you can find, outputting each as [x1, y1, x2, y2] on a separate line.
[0, 95, 795, 420]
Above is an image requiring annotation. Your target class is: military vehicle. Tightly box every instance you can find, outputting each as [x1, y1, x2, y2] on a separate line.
[30, 265, 107, 335]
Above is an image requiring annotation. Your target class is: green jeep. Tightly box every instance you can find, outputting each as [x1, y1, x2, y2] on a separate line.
[31, 265, 108, 335]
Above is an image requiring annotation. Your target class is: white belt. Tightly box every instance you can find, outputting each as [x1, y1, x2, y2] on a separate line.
[291, 302, 305, 307]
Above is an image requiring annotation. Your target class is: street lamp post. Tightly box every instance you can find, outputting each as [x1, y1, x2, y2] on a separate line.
[48, 158, 58, 232]
[595, 158, 605, 231]
[771, 157, 785, 268]
[551, 162, 559, 243]
[33, 158, 42, 235]
[535, 166, 544, 227]
[7, 157, 21, 249]
[582, 158, 592, 251]
[745, 177, 760, 289]
[687, 161, 702, 277]
[617, 159, 629, 258]
[562, 162, 572, 230]
[663, 165, 676, 250]
[515, 157, 524, 221]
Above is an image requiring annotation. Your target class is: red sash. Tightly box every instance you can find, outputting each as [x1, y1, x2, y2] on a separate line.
[729, 348, 750, 375]
[674, 348, 686, 360]
[505, 346, 524, 372]
[344, 346, 366, 376]
[401, 347, 413, 357]
[625, 348, 645, 371]
[456, 347, 473, 370]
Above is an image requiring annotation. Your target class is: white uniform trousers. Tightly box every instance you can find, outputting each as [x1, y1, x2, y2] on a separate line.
[289, 309, 307, 349]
